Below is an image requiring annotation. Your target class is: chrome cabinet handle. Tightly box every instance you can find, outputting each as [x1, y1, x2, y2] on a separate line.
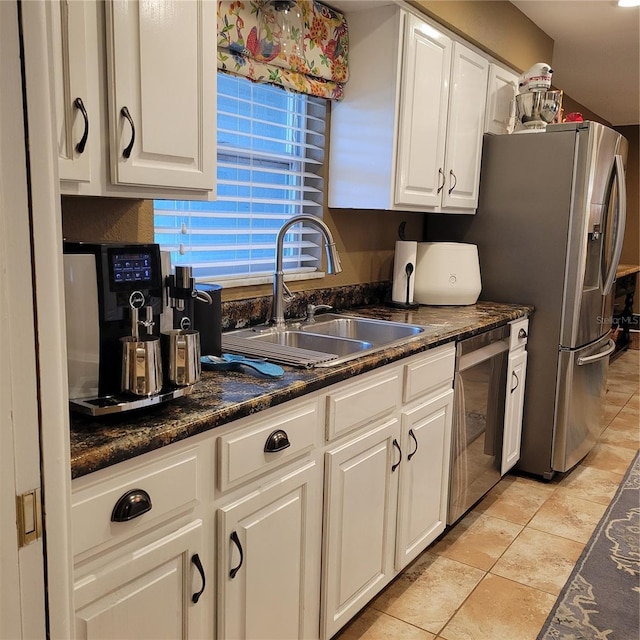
[120, 106, 135, 158]
[264, 429, 291, 453]
[510, 371, 519, 394]
[407, 429, 418, 461]
[73, 97, 89, 153]
[191, 554, 206, 603]
[111, 488, 152, 522]
[437, 168, 445, 194]
[392, 438, 402, 472]
[229, 531, 244, 579]
[448, 169, 458, 195]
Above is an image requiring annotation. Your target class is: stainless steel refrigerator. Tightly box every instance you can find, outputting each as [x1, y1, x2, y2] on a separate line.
[429, 121, 627, 479]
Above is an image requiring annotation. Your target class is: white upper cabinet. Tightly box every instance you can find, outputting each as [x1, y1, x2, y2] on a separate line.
[49, 0, 94, 184]
[394, 14, 452, 209]
[51, 0, 216, 199]
[441, 42, 490, 210]
[485, 63, 520, 135]
[329, 6, 489, 214]
[105, 0, 216, 191]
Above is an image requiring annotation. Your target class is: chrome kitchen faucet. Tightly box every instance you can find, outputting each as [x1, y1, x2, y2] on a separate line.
[270, 215, 342, 328]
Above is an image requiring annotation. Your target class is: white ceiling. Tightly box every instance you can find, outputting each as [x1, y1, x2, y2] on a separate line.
[511, 1, 640, 126]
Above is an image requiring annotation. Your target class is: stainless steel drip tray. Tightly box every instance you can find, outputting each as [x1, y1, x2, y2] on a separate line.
[70, 385, 195, 417]
[221, 314, 431, 368]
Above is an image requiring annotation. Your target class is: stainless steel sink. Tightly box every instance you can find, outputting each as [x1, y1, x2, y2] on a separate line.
[248, 330, 372, 356]
[221, 313, 432, 368]
[300, 314, 423, 345]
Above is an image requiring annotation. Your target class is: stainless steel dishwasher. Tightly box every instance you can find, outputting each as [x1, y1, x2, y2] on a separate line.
[448, 325, 510, 525]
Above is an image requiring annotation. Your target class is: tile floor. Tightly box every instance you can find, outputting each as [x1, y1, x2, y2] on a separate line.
[335, 348, 640, 640]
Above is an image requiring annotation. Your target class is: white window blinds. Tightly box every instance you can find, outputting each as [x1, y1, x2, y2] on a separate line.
[154, 73, 327, 285]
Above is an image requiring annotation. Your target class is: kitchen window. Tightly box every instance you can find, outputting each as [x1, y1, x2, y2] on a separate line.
[154, 73, 327, 287]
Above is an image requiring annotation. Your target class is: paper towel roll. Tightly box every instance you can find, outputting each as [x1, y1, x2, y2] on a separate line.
[391, 241, 418, 303]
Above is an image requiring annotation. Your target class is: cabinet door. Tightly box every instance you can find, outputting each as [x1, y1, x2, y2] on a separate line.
[105, 0, 216, 191]
[322, 417, 400, 639]
[441, 42, 489, 210]
[394, 13, 451, 209]
[485, 64, 519, 135]
[502, 350, 528, 474]
[50, 0, 93, 183]
[74, 520, 206, 640]
[217, 461, 322, 640]
[396, 388, 453, 570]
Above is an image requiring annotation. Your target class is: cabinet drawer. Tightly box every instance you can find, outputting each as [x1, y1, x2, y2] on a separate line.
[72, 448, 199, 558]
[326, 368, 402, 440]
[217, 399, 319, 492]
[509, 318, 529, 350]
[403, 344, 455, 404]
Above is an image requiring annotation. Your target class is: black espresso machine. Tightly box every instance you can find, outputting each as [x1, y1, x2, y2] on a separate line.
[63, 242, 221, 416]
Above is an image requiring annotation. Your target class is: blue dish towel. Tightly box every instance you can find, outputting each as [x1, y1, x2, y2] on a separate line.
[201, 354, 284, 378]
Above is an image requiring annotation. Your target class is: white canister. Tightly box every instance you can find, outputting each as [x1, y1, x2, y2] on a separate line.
[414, 243, 482, 305]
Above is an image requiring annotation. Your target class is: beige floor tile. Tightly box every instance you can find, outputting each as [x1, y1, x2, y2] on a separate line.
[527, 492, 607, 543]
[581, 441, 639, 474]
[439, 574, 557, 640]
[604, 388, 635, 408]
[473, 474, 557, 525]
[624, 393, 640, 410]
[602, 402, 622, 426]
[430, 513, 522, 571]
[369, 552, 484, 635]
[599, 413, 640, 450]
[490, 528, 584, 595]
[554, 464, 624, 505]
[334, 607, 435, 640]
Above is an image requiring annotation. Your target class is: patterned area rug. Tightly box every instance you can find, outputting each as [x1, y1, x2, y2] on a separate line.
[537, 451, 640, 640]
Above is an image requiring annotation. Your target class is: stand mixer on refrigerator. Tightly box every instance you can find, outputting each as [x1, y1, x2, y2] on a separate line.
[514, 62, 562, 132]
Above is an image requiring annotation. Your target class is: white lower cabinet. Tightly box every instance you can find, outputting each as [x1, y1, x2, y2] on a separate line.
[71, 341, 464, 640]
[396, 388, 454, 569]
[501, 319, 529, 474]
[215, 460, 322, 640]
[322, 417, 401, 638]
[321, 344, 455, 639]
[74, 520, 206, 640]
[502, 349, 528, 474]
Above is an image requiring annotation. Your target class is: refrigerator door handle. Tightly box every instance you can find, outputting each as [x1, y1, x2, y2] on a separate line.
[577, 339, 615, 366]
[602, 154, 627, 295]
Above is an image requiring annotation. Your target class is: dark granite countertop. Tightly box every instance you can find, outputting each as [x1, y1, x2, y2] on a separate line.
[69, 301, 532, 479]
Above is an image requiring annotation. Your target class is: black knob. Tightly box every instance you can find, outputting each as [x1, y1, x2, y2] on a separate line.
[518, 328, 528, 339]
[111, 488, 152, 522]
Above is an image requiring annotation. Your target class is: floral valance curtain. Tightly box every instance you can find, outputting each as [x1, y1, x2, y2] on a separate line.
[217, 1, 349, 100]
